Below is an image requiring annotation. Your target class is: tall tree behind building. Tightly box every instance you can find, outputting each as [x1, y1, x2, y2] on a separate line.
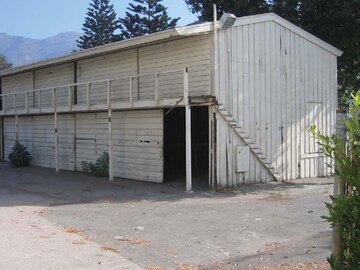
[119, 0, 180, 39]
[77, 0, 120, 50]
[184, 0, 270, 21]
[0, 54, 12, 71]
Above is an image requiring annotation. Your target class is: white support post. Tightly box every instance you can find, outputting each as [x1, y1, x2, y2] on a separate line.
[154, 73, 159, 105]
[212, 4, 218, 96]
[107, 80, 113, 181]
[14, 94, 18, 141]
[53, 88, 59, 173]
[86, 82, 91, 109]
[184, 68, 192, 192]
[129, 77, 133, 108]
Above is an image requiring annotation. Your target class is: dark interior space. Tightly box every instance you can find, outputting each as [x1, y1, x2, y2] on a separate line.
[164, 106, 209, 188]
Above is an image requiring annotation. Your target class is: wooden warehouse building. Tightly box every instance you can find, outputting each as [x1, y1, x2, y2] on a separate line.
[0, 13, 342, 190]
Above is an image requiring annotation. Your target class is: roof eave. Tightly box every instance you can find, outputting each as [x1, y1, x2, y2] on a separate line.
[0, 23, 213, 77]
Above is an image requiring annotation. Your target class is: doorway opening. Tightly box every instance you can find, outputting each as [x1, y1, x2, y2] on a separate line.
[164, 106, 209, 188]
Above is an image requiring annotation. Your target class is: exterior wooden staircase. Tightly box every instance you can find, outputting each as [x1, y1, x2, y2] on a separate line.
[215, 104, 282, 181]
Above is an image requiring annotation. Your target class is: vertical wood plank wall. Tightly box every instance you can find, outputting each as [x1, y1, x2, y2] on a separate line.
[216, 20, 337, 183]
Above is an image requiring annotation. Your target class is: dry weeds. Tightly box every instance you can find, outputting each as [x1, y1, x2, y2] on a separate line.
[250, 262, 330, 270]
[72, 241, 87, 245]
[64, 227, 83, 234]
[176, 264, 199, 270]
[146, 266, 164, 270]
[100, 243, 119, 253]
[116, 237, 149, 245]
[262, 194, 295, 201]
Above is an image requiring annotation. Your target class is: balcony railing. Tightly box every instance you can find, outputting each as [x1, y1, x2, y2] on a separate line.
[0, 69, 188, 116]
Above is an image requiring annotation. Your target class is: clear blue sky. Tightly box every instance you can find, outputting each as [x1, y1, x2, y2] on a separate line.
[0, 0, 198, 39]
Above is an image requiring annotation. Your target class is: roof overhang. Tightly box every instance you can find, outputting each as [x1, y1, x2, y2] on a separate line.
[0, 22, 213, 77]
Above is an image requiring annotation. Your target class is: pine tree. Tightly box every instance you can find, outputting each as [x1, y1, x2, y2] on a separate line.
[120, 0, 180, 39]
[185, 0, 270, 21]
[0, 54, 12, 71]
[77, 0, 121, 50]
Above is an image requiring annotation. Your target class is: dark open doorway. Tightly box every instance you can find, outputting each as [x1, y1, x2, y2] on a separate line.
[164, 106, 209, 188]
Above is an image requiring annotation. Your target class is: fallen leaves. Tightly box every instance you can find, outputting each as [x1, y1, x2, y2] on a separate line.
[114, 236, 150, 245]
[261, 194, 295, 201]
[176, 264, 199, 270]
[100, 243, 119, 253]
[64, 226, 91, 241]
[250, 262, 330, 270]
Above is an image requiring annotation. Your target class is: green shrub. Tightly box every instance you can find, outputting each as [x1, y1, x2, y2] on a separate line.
[8, 141, 32, 167]
[311, 91, 360, 270]
[81, 152, 109, 177]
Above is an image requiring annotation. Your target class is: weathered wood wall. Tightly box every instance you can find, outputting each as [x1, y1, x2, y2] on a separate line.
[3, 109, 164, 182]
[216, 19, 338, 183]
[1, 35, 212, 110]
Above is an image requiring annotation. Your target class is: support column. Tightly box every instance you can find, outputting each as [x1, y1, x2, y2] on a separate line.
[107, 80, 113, 181]
[14, 94, 18, 141]
[184, 68, 192, 192]
[53, 88, 59, 173]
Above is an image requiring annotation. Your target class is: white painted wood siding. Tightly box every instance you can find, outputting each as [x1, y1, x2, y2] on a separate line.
[216, 112, 272, 186]
[34, 63, 74, 108]
[216, 20, 338, 181]
[4, 110, 164, 182]
[112, 110, 163, 183]
[4, 115, 75, 170]
[74, 110, 164, 182]
[77, 50, 138, 105]
[2, 72, 33, 111]
[138, 35, 212, 99]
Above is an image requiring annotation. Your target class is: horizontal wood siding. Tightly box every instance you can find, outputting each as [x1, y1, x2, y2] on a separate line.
[77, 50, 138, 105]
[34, 63, 74, 108]
[112, 110, 163, 183]
[2, 72, 33, 111]
[4, 115, 75, 170]
[216, 112, 272, 186]
[217, 20, 338, 181]
[138, 35, 211, 99]
[4, 110, 164, 182]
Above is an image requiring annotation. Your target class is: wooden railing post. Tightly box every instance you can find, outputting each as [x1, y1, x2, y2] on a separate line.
[3, 95, 6, 114]
[87, 82, 91, 109]
[155, 73, 159, 105]
[25, 92, 28, 113]
[38, 90, 41, 112]
[68, 86, 72, 110]
[129, 77, 133, 108]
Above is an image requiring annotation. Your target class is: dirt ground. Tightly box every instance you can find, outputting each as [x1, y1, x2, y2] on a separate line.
[0, 161, 332, 269]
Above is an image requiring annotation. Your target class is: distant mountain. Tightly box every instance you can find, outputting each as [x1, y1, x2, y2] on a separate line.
[0, 32, 80, 67]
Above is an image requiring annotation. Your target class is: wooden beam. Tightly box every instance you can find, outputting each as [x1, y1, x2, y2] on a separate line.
[53, 88, 59, 173]
[14, 94, 18, 141]
[184, 68, 192, 192]
[107, 80, 113, 181]
[73, 61, 78, 105]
